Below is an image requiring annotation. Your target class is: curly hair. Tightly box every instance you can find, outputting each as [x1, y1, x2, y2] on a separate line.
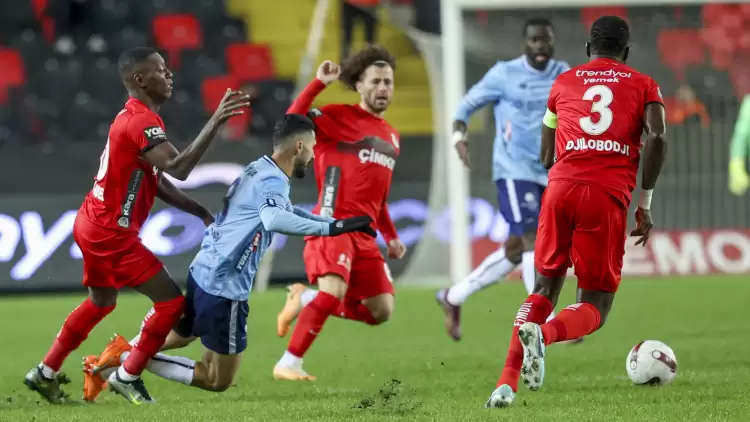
[339, 45, 396, 91]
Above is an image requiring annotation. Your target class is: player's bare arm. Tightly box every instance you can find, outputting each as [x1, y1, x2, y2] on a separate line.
[631, 102, 667, 246]
[540, 125, 556, 169]
[157, 176, 214, 226]
[142, 89, 251, 180]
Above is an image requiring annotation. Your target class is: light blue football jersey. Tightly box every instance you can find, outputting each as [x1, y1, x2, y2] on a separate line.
[455, 56, 570, 185]
[190, 155, 333, 301]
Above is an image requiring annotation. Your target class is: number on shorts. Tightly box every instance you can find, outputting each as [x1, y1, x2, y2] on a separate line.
[95, 138, 111, 181]
[216, 177, 240, 225]
[579, 85, 614, 136]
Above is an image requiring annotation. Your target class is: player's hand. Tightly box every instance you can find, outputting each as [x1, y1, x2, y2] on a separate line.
[386, 239, 407, 260]
[728, 159, 750, 196]
[454, 139, 470, 169]
[630, 207, 653, 247]
[329, 216, 377, 237]
[316, 61, 341, 85]
[210, 89, 252, 126]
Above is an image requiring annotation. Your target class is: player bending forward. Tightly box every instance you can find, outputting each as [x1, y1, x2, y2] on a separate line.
[486, 16, 667, 408]
[273, 46, 407, 381]
[81, 114, 377, 402]
[24, 47, 250, 405]
[436, 18, 574, 342]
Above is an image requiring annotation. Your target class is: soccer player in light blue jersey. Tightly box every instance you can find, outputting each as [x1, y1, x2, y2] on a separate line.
[437, 18, 580, 343]
[83, 114, 377, 402]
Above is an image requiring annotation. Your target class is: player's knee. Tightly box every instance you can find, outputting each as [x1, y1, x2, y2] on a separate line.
[504, 236, 523, 263]
[364, 294, 394, 324]
[369, 306, 392, 324]
[317, 274, 348, 299]
[208, 379, 233, 392]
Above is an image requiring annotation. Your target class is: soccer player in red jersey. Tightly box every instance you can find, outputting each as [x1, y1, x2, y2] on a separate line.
[486, 16, 667, 408]
[272, 46, 407, 381]
[24, 47, 250, 405]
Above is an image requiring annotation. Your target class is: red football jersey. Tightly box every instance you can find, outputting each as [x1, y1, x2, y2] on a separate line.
[79, 97, 166, 233]
[548, 58, 664, 206]
[308, 103, 400, 232]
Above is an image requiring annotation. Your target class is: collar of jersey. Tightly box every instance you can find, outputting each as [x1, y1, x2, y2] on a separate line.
[263, 155, 290, 182]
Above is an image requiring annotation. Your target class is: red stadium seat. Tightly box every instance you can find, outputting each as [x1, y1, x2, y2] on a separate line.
[729, 57, 750, 97]
[0, 48, 26, 104]
[225, 43, 275, 83]
[580, 7, 628, 31]
[152, 14, 203, 68]
[200, 75, 240, 114]
[702, 4, 734, 28]
[657, 29, 705, 80]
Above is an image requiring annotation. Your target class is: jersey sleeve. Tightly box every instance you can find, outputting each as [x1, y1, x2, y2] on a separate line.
[307, 104, 339, 141]
[644, 78, 664, 106]
[454, 63, 505, 122]
[256, 176, 292, 214]
[126, 112, 168, 152]
[546, 78, 561, 114]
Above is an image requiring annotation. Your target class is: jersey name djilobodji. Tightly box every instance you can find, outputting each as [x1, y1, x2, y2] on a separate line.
[548, 58, 664, 206]
[78, 97, 167, 233]
[308, 104, 400, 222]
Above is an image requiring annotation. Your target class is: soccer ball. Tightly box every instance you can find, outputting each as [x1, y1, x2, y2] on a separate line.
[625, 340, 677, 386]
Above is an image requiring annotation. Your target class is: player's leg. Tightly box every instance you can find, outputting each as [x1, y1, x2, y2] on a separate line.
[337, 254, 396, 324]
[274, 237, 354, 380]
[25, 218, 118, 404]
[536, 187, 626, 346]
[487, 180, 574, 408]
[436, 235, 521, 341]
[104, 240, 185, 404]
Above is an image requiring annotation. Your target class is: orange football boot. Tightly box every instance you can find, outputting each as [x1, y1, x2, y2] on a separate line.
[82, 355, 106, 402]
[92, 334, 132, 374]
[272, 364, 317, 381]
[276, 283, 307, 337]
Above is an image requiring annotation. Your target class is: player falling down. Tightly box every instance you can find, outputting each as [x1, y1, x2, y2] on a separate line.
[24, 47, 251, 404]
[81, 114, 378, 402]
[486, 16, 667, 408]
[273, 46, 407, 381]
[436, 18, 580, 343]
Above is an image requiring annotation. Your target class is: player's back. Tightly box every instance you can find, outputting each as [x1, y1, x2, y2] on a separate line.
[190, 155, 287, 301]
[308, 103, 400, 221]
[79, 99, 162, 232]
[548, 58, 663, 206]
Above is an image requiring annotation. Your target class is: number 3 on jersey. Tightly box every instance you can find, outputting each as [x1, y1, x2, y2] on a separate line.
[216, 177, 241, 225]
[579, 85, 614, 136]
[95, 138, 111, 181]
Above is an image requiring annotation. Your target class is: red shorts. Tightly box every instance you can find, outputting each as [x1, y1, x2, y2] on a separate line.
[535, 179, 627, 293]
[73, 214, 163, 289]
[304, 233, 394, 301]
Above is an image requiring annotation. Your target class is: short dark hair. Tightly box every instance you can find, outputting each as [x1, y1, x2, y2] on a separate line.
[339, 45, 396, 91]
[117, 47, 159, 77]
[273, 114, 315, 146]
[523, 18, 553, 37]
[589, 16, 630, 56]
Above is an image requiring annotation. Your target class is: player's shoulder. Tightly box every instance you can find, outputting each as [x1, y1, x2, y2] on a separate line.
[309, 103, 349, 119]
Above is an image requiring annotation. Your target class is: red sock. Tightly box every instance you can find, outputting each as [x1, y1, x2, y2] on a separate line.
[287, 292, 340, 357]
[43, 297, 115, 371]
[541, 303, 601, 345]
[496, 294, 553, 391]
[334, 300, 378, 325]
[122, 295, 184, 376]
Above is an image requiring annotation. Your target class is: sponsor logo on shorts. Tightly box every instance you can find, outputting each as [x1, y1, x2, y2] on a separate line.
[337, 253, 352, 272]
[576, 69, 632, 85]
[565, 138, 631, 156]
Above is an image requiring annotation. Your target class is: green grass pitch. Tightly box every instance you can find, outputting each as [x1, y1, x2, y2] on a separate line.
[0, 276, 748, 421]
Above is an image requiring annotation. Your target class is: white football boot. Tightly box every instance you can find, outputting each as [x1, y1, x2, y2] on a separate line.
[518, 322, 546, 391]
[485, 384, 515, 408]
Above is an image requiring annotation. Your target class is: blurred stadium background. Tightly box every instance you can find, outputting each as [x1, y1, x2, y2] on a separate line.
[0, 0, 749, 294]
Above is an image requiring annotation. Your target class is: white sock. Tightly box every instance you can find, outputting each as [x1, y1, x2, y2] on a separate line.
[521, 250, 555, 322]
[120, 350, 194, 385]
[300, 288, 318, 307]
[145, 353, 195, 386]
[446, 248, 517, 305]
[278, 351, 302, 367]
[116, 366, 139, 382]
[38, 363, 56, 378]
